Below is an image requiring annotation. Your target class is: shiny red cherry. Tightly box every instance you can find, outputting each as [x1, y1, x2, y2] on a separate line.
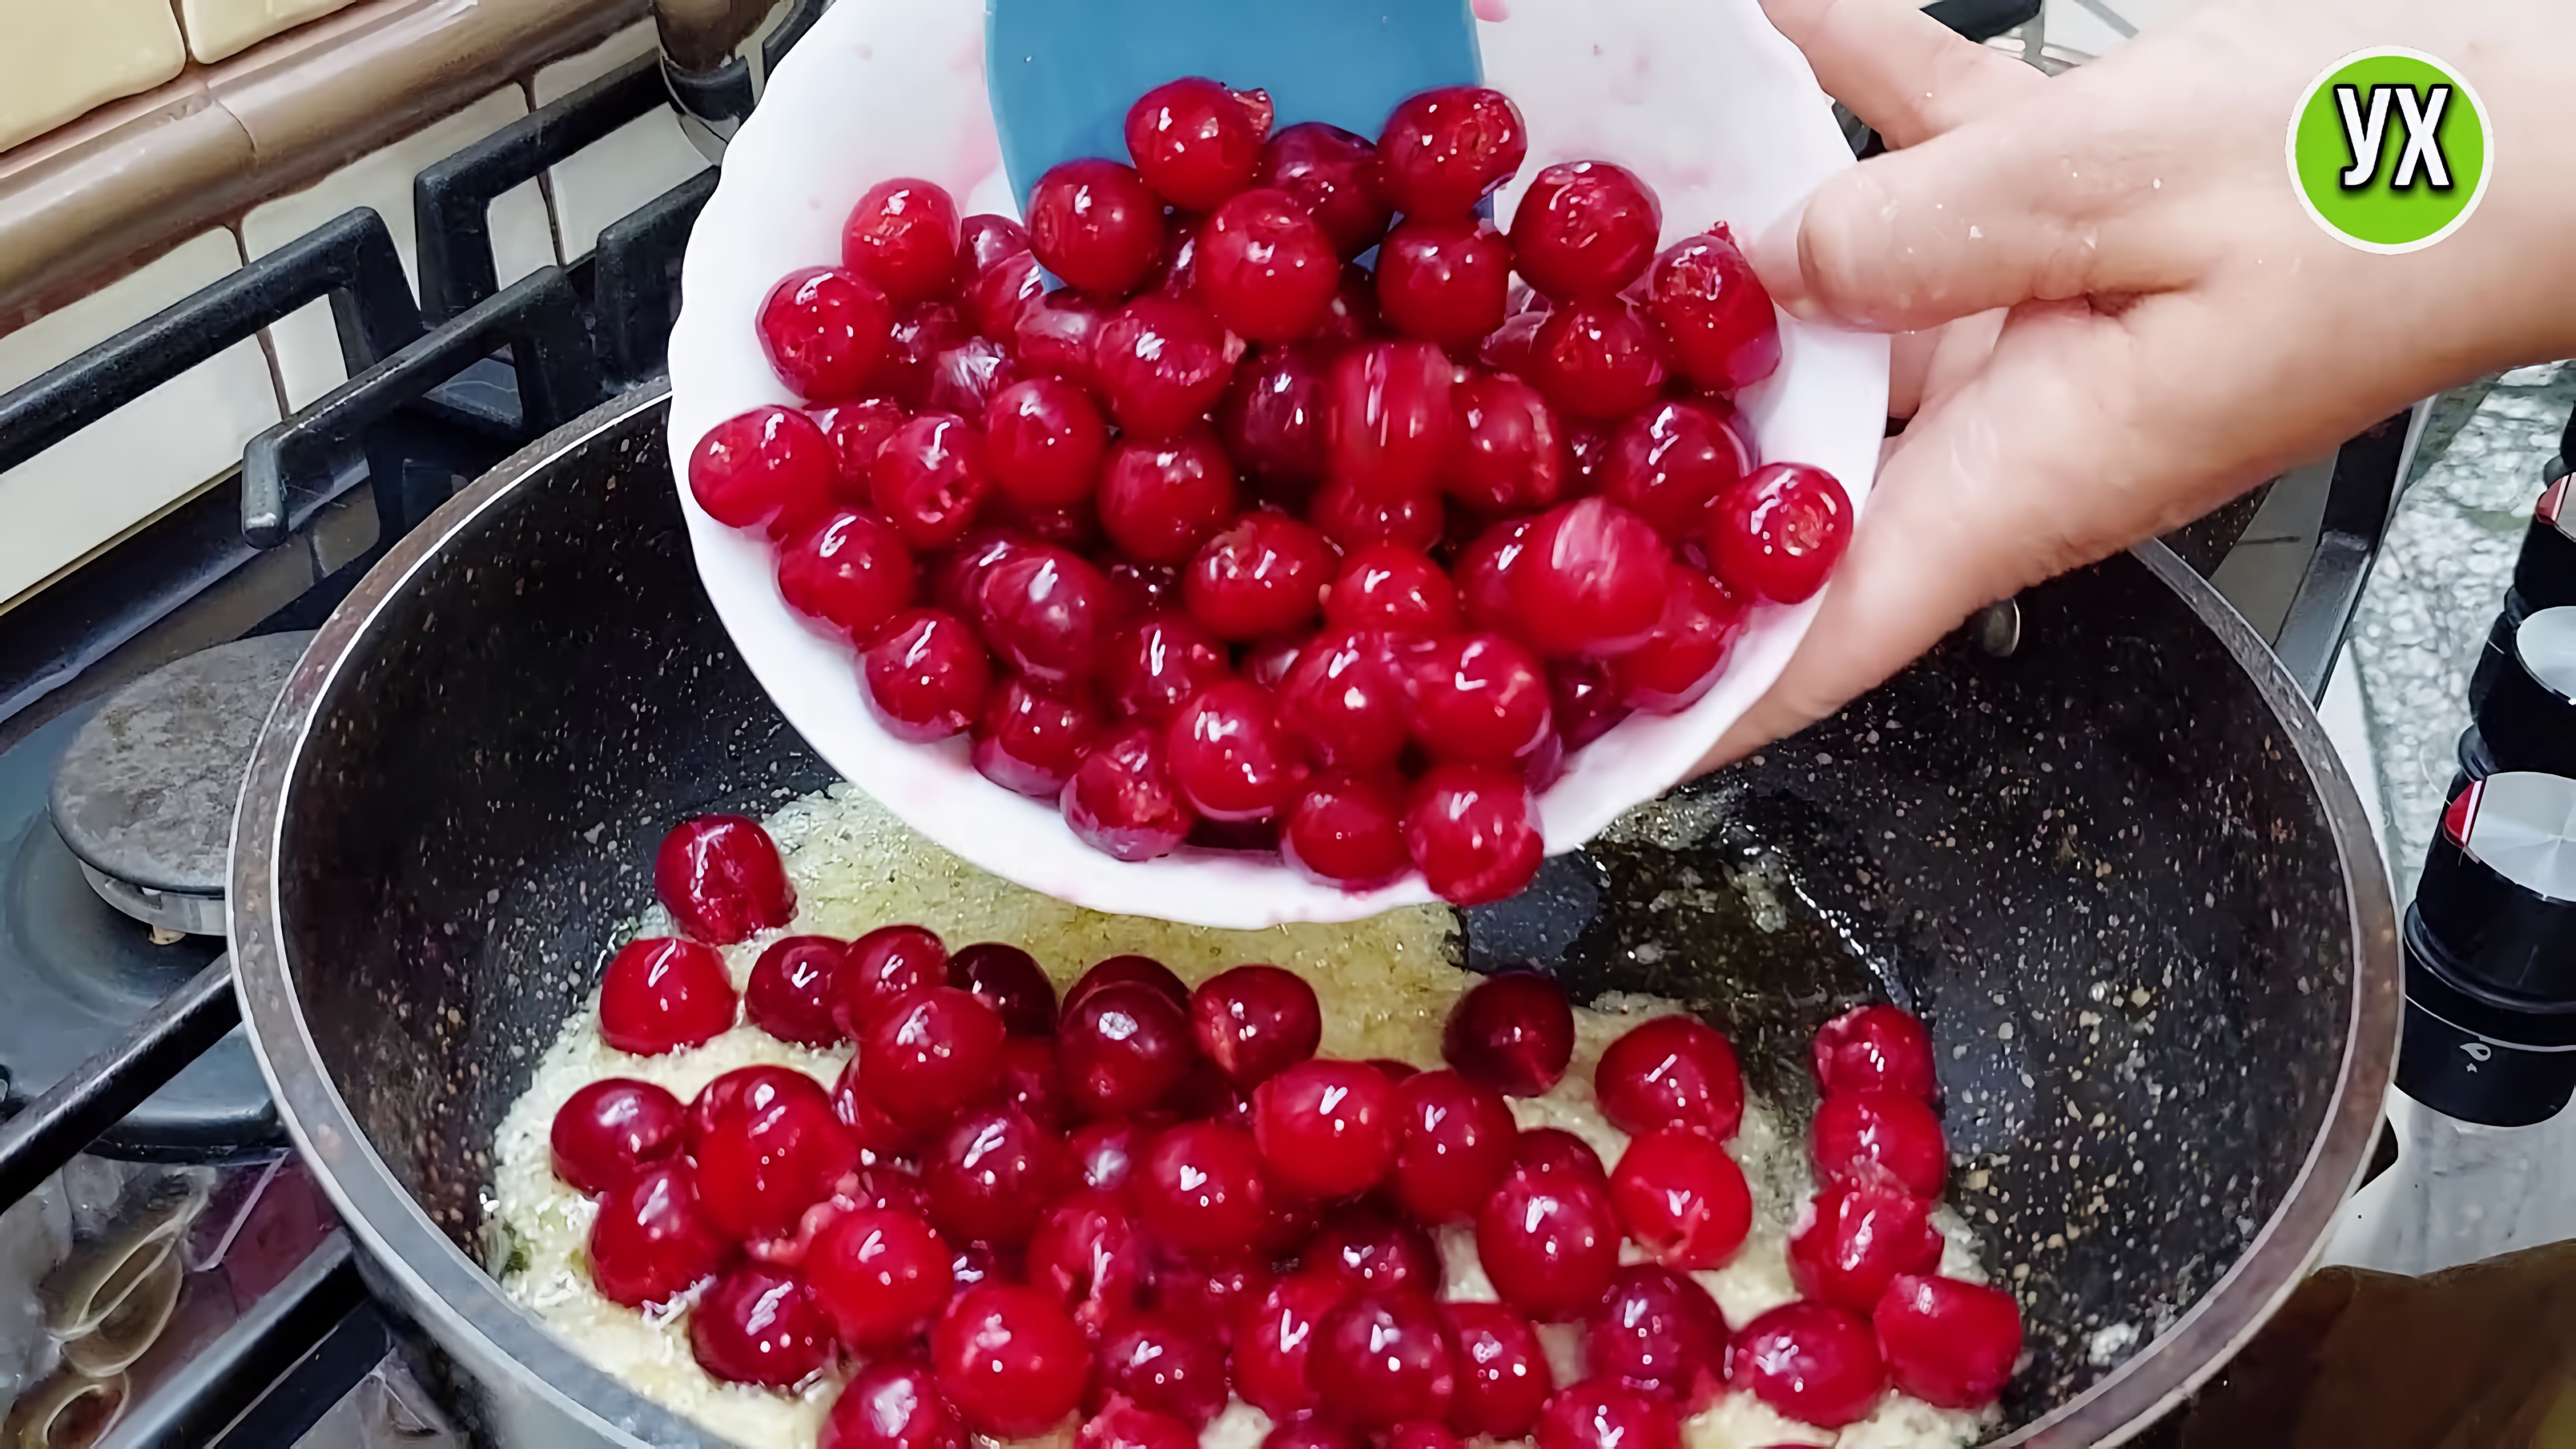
[1441, 1301, 1554, 1438]
[1069, 1118, 1160, 1193]
[743, 937, 851, 1048]
[971, 679, 1100, 799]
[932, 1284, 1091, 1435]
[1529, 298, 1668, 420]
[1402, 633, 1554, 769]
[863, 608, 993, 742]
[1222, 345, 1333, 501]
[926, 337, 1021, 422]
[691, 406, 837, 538]
[1093, 295, 1239, 440]
[1387, 1069, 1515, 1223]
[836, 924, 948, 1037]
[1705, 462, 1852, 605]
[1455, 518, 1536, 632]
[1379, 217, 1513, 346]
[1282, 773, 1412, 889]
[1584, 1265, 1726, 1408]
[1184, 513, 1335, 640]
[599, 938, 737, 1055]
[691, 1264, 831, 1387]
[1133, 1119, 1268, 1255]
[550, 1078, 684, 1195]
[1197, 189, 1340, 342]
[976, 545, 1110, 684]
[1306, 1201, 1440, 1296]
[1154, 1247, 1273, 1346]
[1405, 765, 1543, 906]
[1614, 573, 1747, 714]
[831, 1060, 929, 1161]
[1059, 981, 1196, 1118]
[655, 814, 794, 945]
[1729, 1302, 1886, 1428]
[879, 302, 969, 410]
[1812, 1091, 1948, 1198]
[1609, 1125, 1752, 1269]
[843, 178, 960, 305]
[1601, 400, 1749, 539]
[1015, 288, 1118, 392]
[1474, 1164, 1622, 1321]
[777, 510, 917, 645]
[870, 413, 991, 549]
[1098, 1315, 1232, 1424]
[1813, 1004, 1939, 1101]
[998, 1034, 1069, 1128]
[1105, 559, 1181, 623]
[1027, 158, 1166, 295]
[1167, 680, 1303, 822]
[1252, 1059, 1395, 1200]
[923, 1105, 1069, 1246]
[1190, 964, 1322, 1087]
[1645, 228, 1781, 392]
[1324, 545, 1458, 634]
[1231, 1271, 1355, 1419]
[1442, 972, 1573, 1097]
[1510, 499, 1675, 659]
[821, 1360, 967, 1449]
[1311, 475, 1446, 553]
[1126, 77, 1272, 209]
[1265, 1422, 1363, 1449]
[1318, 263, 1381, 342]
[691, 1066, 859, 1240]
[1315, 1291, 1457, 1428]
[971, 250, 1049, 339]
[1872, 1274, 2022, 1410]
[1257, 121, 1391, 258]
[960, 213, 1030, 275]
[1443, 373, 1566, 517]
[984, 378, 1108, 509]
[817, 397, 910, 505]
[1064, 723, 1198, 862]
[859, 986, 1006, 1128]
[1326, 340, 1455, 505]
[808, 1205, 953, 1350]
[589, 1160, 732, 1307]
[1513, 1128, 1607, 1188]
[1077, 1400, 1196, 1449]
[760, 266, 892, 400]
[1788, 1178, 1945, 1313]
[1551, 660, 1630, 752]
[943, 942, 1056, 1037]
[1534, 1378, 1680, 1449]
[1097, 428, 1239, 565]
[1027, 1187, 1156, 1335]
[1377, 87, 1527, 218]
[1509, 163, 1662, 301]
[1275, 628, 1411, 774]
[1596, 1016, 1745, 1141]
[1102, 614, 1234, 727]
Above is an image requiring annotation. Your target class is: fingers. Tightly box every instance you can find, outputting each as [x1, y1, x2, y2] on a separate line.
[1757, 112, 2192, 332]
[1757, 0, 2042, 147]
[1695, 303, 2153, 771]
[1885, 308, 2005, 418]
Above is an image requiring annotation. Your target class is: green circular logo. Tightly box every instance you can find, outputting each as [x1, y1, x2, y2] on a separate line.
[2287, 47, 2489, 254]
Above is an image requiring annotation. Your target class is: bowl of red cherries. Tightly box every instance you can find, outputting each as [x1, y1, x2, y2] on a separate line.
[665, 0, 1888, 927]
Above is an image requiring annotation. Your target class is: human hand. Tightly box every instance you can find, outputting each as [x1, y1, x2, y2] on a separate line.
[1700, 0, 2576, 770]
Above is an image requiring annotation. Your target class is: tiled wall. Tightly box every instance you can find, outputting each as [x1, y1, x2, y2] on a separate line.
[0, 21, 710, 611]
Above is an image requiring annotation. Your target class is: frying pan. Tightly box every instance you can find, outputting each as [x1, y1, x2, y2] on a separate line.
[230, 384, 2399, 1446]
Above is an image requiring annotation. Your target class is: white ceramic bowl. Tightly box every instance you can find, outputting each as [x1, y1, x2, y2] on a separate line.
[666, 0, 1888, 929]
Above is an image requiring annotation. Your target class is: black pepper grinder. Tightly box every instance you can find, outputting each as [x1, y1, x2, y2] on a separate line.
[2398, 771, 2576, 1127]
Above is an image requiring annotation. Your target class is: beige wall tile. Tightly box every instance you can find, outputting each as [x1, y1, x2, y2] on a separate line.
[178, 0, 365, 64]
[534, 21, 711, 260]
[0, 232, 284, 607]
[243, 88, 559, 409]
[0, 0, 188, 153]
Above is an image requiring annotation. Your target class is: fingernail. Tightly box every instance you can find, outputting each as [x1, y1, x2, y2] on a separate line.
[1750, 197, 1828, 322]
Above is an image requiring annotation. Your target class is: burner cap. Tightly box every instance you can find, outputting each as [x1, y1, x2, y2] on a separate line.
[48, 634, 311, 933]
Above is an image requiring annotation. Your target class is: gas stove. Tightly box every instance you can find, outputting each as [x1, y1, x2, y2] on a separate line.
[0, 12, 2438, 1448]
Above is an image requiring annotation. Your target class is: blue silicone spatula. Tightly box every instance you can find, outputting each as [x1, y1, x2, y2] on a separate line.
[987, 0, 1485, 209]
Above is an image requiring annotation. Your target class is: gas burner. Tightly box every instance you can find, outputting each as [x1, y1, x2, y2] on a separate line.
[0, 635, 309, 1160]
[50, 634, 311, 937]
